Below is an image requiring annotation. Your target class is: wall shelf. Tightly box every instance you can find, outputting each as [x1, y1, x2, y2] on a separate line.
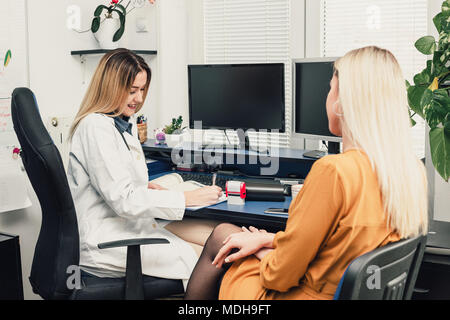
[71, 50, 157, 85]
[70, 49, 157, 56]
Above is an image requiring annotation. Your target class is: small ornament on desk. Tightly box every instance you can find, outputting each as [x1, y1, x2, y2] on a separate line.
[136, 114, 147, 144]
[154, 129, 167, 146]
[12, 147, 20, 160]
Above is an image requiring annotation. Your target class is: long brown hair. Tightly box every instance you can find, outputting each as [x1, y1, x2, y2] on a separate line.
[69, 48, 151, 139]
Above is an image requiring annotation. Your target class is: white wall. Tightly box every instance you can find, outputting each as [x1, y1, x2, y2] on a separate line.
[290, 0, 317, 151]
[27, 0, 158, 127]
[156, 0, 189, 132]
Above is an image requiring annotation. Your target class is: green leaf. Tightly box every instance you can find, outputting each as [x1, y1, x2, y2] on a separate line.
[421, 88, 433, 109]
[432, 50, 448, 77]
[94, 5, 108, 17]
[438, 32, 450, 50]
[413, 62, 432, 86]
[406, 79, 411, 89]
[434, 12, 443, 33]
[407, 85, 427, 118]
[113, 26, 125, 42]
[443, 0, 450, 12]
[91, 16, 101, 33]
[415, 36, 437, 55]
[426, 96, 448, 129]
[408, 108, 417, 127]
[441, 10, 450, 33]
[429, 125, 450, 182]
[111, 10, 125, 42]
[4, 49, 11, 67]
[115, 4, 127, 16]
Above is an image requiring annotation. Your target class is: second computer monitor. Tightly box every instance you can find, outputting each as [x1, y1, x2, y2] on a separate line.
[188, 63, 285, 132]
[294, 58, 341, 143]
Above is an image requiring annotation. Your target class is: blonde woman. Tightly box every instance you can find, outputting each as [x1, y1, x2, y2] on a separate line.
[67, 48, 221, 289]
[184, 46, 428, 300]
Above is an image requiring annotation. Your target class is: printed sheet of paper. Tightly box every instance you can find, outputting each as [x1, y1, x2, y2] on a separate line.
[0, 150, 31, 213]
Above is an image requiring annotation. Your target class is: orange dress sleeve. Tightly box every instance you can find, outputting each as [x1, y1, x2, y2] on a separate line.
[259, 158, 345, 292]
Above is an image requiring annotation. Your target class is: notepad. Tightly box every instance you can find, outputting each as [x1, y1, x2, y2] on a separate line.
[150, 173, 227, 210]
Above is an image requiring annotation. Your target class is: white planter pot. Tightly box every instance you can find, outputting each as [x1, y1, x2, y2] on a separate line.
[165, 134, 183, 147]
[94, 17, 120, 49]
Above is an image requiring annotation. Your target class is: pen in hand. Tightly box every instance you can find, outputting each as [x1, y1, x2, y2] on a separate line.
[212, 172, 217, 186]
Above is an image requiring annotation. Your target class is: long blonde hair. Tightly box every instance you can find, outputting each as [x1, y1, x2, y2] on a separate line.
[69, 48, 151, 140]
[334, 46, 428, 238]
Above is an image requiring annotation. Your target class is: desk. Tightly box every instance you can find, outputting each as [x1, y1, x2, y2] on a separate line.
[149, 170, 290, 230]
[185, 197, 290, 231]
[0, 233, 24, 300]
[412, 221, 450, 300]
[145, 140, 315, 230]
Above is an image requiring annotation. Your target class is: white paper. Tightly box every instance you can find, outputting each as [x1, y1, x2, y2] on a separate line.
[0, 150, 31, 213]
[150, 173, 227, 211]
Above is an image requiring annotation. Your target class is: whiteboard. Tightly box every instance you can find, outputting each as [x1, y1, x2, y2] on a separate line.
[0, 0, 29, 147]
[0, 0, 31, 213]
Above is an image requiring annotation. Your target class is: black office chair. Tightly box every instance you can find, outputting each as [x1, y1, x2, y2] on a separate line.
[11, 87, 184, 300]
[334, 234, 427, 300]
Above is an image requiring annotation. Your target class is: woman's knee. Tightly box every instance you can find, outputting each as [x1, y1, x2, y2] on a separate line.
[207, 223, 240, 251]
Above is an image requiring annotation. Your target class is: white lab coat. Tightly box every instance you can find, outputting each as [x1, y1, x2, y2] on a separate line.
[67, 113, 198, 289]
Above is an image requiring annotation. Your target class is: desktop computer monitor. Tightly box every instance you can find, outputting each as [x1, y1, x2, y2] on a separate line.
[188, 63, 286, 133]
[293, 58, 342, 156]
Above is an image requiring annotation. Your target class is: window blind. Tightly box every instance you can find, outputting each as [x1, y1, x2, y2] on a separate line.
[202, 0, 291, 149]
[320, 0, 428, 158]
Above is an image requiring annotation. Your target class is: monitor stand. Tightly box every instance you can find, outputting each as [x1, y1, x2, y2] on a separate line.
[202, 130, 250, 151]
[303, 141, 340, 159]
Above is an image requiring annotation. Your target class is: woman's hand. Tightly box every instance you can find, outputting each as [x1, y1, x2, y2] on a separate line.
[148, 182, 167, 190]
[254, 247, 274, 261]
[212, 226, 275, 268]
[184, 186, 222, 207]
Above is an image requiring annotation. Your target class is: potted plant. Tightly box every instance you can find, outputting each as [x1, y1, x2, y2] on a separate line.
[407, 0, 450, 182]
[91, 0, 155, 49]
[163, 116, 187, 147]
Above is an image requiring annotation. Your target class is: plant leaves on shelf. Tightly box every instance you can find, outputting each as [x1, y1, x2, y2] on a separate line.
[94, 5, 109, 17]
[113, 26, 125, 42]
[91, 16, 101, 33]
[112, 10, 125, 42]
[115, 4, 127, 16]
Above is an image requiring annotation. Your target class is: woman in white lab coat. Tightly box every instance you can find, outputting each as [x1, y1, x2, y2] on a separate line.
[67, 48, 222, 289]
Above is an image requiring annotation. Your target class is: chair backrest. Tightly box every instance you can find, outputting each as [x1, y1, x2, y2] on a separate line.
[11, 87, 80, 300]
[334, 234, 427, 300]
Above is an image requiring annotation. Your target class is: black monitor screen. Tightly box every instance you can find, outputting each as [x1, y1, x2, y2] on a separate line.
[188, 64, 285, 132]
[295, 61, 335, 137]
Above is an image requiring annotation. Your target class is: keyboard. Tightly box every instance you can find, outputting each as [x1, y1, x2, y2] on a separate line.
[176, 171, 279, 191]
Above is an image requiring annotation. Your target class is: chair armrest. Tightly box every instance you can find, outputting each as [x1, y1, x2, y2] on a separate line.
[97, 238, 169, 249]
[96, 238, 170, 300]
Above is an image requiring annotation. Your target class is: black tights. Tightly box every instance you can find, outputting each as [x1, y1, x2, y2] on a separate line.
[184, 223, 242, 300]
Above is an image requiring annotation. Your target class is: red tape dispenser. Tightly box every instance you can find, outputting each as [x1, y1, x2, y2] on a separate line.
[225, 181, 246, 205]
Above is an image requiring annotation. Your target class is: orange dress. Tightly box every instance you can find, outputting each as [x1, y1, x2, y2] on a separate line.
[219, 150, 400, 300]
